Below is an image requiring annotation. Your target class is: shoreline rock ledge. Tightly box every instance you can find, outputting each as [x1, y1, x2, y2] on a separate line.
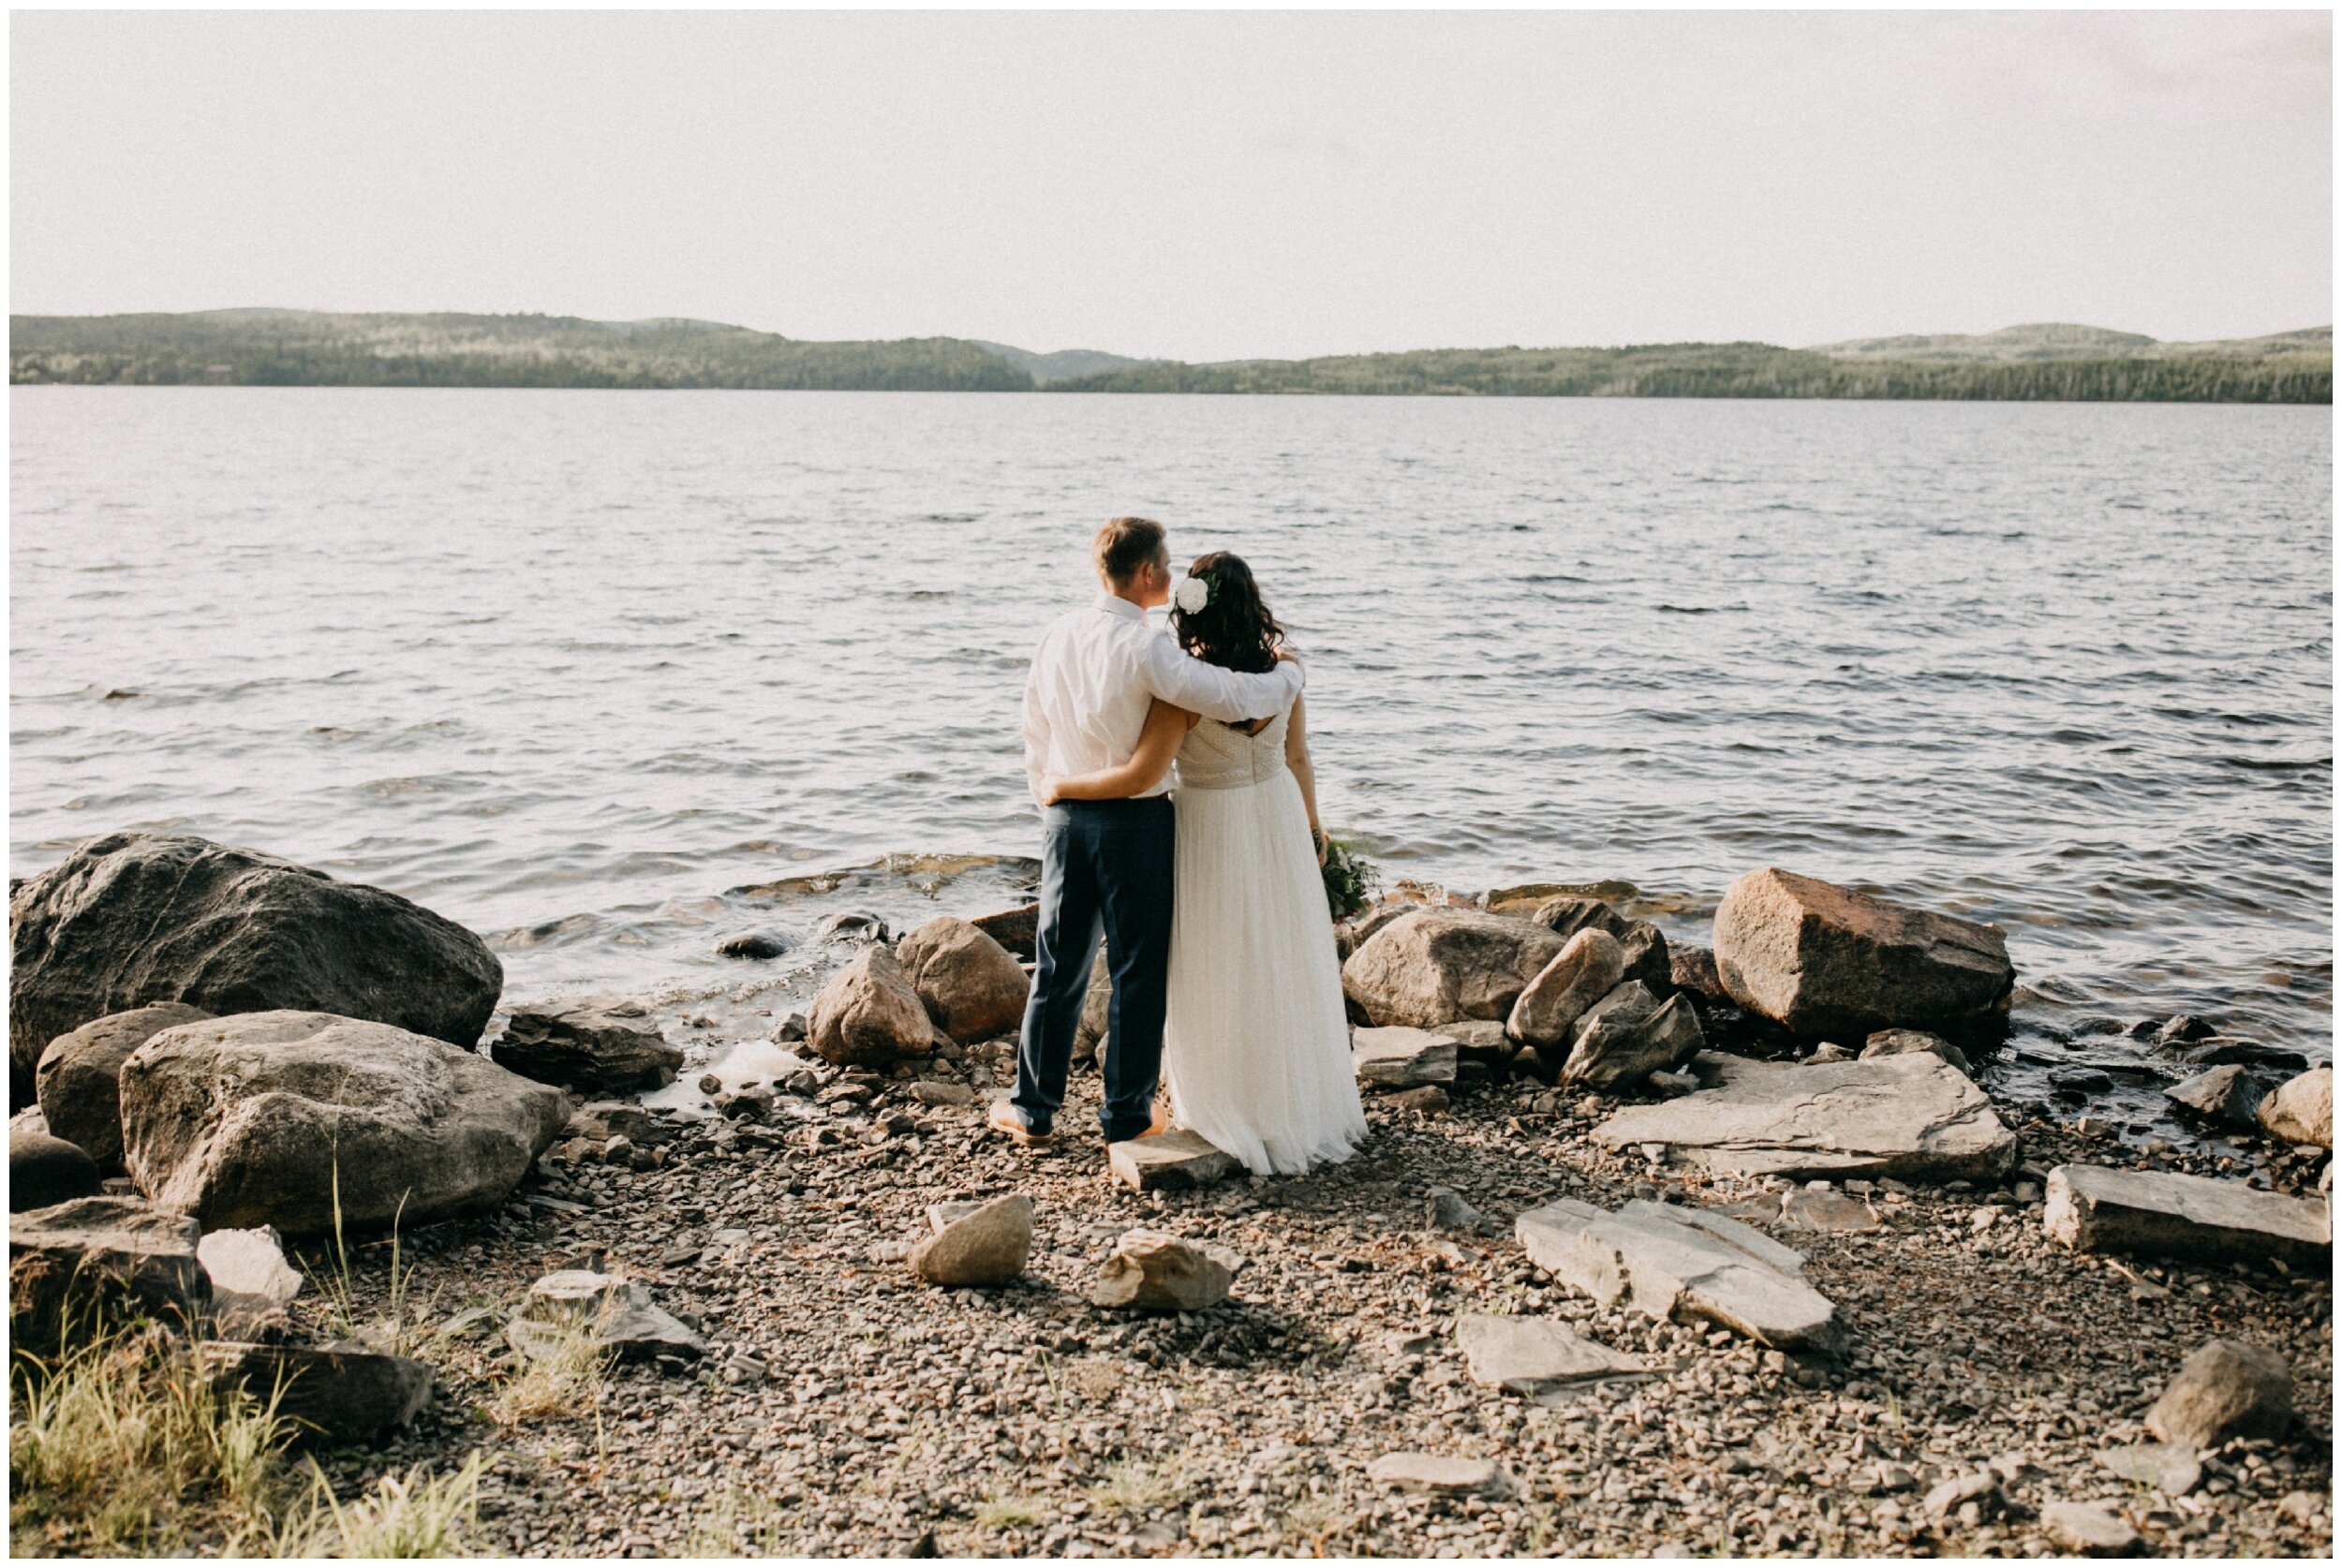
[1712, 866, 2013, 1039]
[7, 831, 503, 1107]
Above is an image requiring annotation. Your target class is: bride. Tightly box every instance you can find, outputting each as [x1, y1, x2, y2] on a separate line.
[1042, 552, 1367, 1176]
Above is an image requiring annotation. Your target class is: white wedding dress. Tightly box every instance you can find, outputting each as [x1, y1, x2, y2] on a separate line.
[1162, 703, 1368, 1176]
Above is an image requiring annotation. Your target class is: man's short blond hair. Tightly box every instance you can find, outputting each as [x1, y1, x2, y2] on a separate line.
[1093, 516, 1166, 585]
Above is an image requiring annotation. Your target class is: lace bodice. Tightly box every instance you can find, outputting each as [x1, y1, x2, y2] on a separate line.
[1176, 704, 1291, 791]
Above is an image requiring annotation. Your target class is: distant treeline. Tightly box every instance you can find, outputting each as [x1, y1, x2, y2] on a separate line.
[1045, 343, 2333, 403]
[8, 312, 1032, 392]
[9, 312, 2331, 402]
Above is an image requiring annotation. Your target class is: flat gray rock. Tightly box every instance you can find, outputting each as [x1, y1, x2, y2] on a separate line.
[512, 1266, 706, 1363]
[1593, 1051, 2017, 1183]
[200, 1339, 431, 1443]
[1364, 1452, 1515, 1499]
[1351, 1027, 1458, 1088]
[2044, 1163, 2330, 1265]
[1107, 1130, 1241, 1191]
[1455, 1312, 1644, 1393]
[2039, 1501, 2142, 1556]
[1515, 1195, 1838, 1350]
[2096, 1442, 2202, 1496]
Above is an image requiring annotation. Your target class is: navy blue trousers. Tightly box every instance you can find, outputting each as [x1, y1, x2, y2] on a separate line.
[1011, 796, 1175, 1143]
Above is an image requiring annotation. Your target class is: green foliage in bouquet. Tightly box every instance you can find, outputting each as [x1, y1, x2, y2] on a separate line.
[1319, 833, 1381, 922]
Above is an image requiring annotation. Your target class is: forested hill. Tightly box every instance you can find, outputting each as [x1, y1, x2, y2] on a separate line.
[7, 311, 1035, 391]
[1046, 335, 2332, 403]
[9, 311, 2329, 401]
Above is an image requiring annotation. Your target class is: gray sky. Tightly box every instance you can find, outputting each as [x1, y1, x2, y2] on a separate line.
[10, 9, 2331, 360]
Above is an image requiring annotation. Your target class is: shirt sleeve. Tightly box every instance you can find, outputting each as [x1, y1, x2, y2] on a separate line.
[1021, 641, 1053, 808]
[1141, 633, 1305, 723]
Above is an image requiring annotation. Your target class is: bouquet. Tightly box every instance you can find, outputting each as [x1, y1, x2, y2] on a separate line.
[1317, 832, 1381, 922]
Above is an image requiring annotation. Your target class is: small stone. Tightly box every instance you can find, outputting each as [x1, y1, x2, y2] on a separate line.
[2145, 1339, 2293, 1449]
[2158, 1013, 2216, 1045]
[2276, 1490, 2323, 1526]
[1455, 1312, 1643, 1393]
[1807, 1042, 1853, 1063]
[490, 996, 682, 1091]
[2163, 1065, 2267, 1129]
[1089, 1231, 1231, 1311]
[907, 1194, 1032, 1288]
[716, 931, 791, 960]
[1364, 1453, 1515, 1499]
[1860, 1028, 1972, 1076]
[1425, 1190, 1488, 1235]
[1386, 1086, 1451, 1114]
[1778, 1188, 1880, 1234]
[2040, 1501, 2138, 1556]
[910, 1081, 975, 1108]
[2097, 1442, 2201, 1496]
[1921, 1472, 2004, 1522]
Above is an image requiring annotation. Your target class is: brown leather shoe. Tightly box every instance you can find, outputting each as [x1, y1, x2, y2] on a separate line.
[987, 1100, 1051, 1147]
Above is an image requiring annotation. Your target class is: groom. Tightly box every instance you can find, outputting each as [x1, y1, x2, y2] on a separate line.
[991, 517, 1305, 1148]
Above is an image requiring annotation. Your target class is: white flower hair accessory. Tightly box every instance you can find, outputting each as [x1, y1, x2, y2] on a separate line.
[1173, 575, 1211, 614]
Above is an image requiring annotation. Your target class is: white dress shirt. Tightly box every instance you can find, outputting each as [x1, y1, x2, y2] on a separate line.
[1023, 593, 1306, 806]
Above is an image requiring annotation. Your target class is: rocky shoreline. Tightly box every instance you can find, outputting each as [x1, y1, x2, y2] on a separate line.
[8, 831, 2334, 1559]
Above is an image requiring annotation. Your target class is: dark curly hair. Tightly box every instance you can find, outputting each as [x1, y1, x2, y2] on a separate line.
[1169, 551, 1285, 673]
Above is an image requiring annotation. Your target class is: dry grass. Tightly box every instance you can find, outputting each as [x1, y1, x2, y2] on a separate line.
[1087, 1452, 1191, 1516]
[9, 1325, 289, 1556]
[682, 1485, 798, 1557]
[486, 1310, 610, 1427]
[8, 1321, 480, 1559]
[252, 1455, 485, 1557]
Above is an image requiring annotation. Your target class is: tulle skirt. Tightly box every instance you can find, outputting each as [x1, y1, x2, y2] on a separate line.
[1163, 770, 1368, 1176]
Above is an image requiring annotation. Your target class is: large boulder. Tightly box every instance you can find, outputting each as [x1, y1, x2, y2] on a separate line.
[8, 1195, 210, 1353]
[1561, 989, 1705, 1092]
[8, 832, 503, 1106]
[35, 1003, 215, 1170]
[1593, 1051, 2017, 1182]
[1506, 929, 1625, 1047]
[119, 1011, 570, 1235]
[807, 946, 937, 1069]
[489, 997, 683, 1092]
[1711, 867, 2013, 1039]
[897, 917, 1030, 1043]
[10, 1127, 103, 1211]
[2257, 1066, 2331, 1148]
[1342, 909, 1565, 1028]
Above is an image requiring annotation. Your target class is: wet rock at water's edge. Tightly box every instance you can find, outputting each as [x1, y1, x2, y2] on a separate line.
[1711, 866, 2013, 1039]
[1342, 908, 1565, 1029]
[491, 997, 684, 1092]
[896, 916, 1030, 1044]
[807, 946, 939, 1069]
[7, 831, 502, 1108]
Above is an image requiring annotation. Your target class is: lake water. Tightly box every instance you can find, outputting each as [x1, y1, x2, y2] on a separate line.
[9, 389, 2333, 1071]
